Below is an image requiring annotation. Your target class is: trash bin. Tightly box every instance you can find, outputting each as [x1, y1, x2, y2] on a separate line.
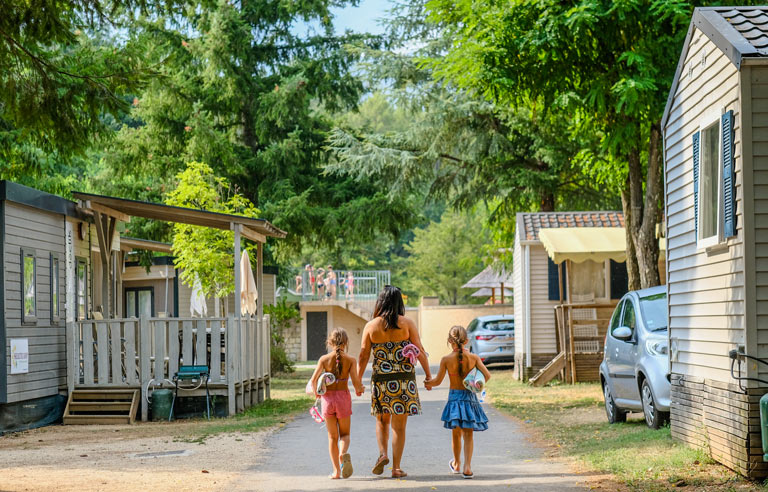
[151, 389, 174, 421]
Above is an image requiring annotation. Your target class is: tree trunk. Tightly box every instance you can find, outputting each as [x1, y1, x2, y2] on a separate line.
[622, 123, 664, 290]
[540, 191, 555, 212]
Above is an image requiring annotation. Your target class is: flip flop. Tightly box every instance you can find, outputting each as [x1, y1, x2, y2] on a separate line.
[449, 460, 460, 474]
[341, 453, 353, 479]
[462, 472, 474, 479]
[392, 469, 408, 479]
[372, 455, 389, 475]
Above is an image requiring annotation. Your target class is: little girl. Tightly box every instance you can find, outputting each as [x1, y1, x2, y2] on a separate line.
[311, 328, 365, 479]
[425, 325, 491, 479]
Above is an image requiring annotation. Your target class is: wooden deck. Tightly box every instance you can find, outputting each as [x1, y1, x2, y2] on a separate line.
[66, 315, 271, 420]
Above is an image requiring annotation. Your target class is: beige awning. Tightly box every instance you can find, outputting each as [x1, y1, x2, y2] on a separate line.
[539, 227, 667, 264]
[539, 228, 627, 264]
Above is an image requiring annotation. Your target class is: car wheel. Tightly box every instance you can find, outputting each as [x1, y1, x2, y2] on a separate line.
[603, 382, 626, 424]
[641, 379, 666, 429]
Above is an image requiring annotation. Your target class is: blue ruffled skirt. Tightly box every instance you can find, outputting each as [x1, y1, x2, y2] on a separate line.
[441, 389, 489, 431]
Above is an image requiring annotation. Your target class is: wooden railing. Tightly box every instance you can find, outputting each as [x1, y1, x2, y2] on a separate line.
[66, 315, 271, 418]
[553, 302, 618, 383]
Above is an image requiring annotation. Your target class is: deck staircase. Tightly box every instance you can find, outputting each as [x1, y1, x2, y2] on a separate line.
[528, 351, 566, 387]
[63, 389, 140, 425]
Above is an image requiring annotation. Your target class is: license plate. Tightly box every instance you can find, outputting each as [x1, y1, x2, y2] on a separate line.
[498, 346, 510, 352]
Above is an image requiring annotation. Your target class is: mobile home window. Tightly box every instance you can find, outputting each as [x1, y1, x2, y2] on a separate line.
[76, 257, 87, 320]
[698, 117, 721, 247]
[21, 249, 36, 323]
[50, 254, 60, 322]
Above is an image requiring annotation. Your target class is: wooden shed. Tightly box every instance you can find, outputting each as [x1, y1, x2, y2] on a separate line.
[662, 6, 768, 479]
[512, 212, 630, 381]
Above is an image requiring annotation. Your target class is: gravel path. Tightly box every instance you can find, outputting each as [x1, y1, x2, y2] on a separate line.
[232, 368, 587, 492]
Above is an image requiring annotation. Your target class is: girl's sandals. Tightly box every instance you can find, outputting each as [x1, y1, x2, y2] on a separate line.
[371, 455, 389, 475]
[391, 469, 408, 479]
[449, 460, 461, 474]
[340, 453, 353, 479]
[462, 471, 474, 479]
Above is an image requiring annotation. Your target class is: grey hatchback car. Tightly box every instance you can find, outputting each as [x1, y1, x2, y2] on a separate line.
[600, 285, 671, 429]
[467, 315, 515, 365]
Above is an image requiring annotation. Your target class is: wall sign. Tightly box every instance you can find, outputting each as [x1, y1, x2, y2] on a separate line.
[10, 338, 29, 374]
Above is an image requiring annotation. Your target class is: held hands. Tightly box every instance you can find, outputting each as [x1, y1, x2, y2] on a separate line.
[423, 378, 434, 390]
[355, 384, 365, 397]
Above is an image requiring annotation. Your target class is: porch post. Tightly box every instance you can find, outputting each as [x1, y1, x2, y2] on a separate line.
[233, 224, 242, 318]
[500, 282, 505, 304]
[257, 241, 264, 320]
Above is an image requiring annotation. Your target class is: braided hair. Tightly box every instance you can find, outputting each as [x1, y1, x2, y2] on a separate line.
[447, 325, 469, 378]
[326, 328, 349, 377]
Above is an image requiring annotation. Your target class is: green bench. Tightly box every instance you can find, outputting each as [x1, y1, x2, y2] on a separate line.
[170, 365, 211, 421]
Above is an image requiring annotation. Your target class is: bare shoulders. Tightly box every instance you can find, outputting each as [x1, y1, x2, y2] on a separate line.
[366, 315, 414, 343]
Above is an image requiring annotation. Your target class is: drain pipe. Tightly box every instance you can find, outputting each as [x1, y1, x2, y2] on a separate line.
[524, 244, 532, 370]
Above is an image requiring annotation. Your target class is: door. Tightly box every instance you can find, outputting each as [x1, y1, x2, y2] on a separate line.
[125, 287, 154, 318]
[306, 311, 328, 360]
[612, 298, 641, 403]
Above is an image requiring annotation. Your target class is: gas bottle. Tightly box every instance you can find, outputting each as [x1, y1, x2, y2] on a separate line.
[760, 392, 768, 461]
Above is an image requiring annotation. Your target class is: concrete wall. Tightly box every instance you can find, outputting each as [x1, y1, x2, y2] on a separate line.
[418, 302, 513, 360]
[298, 301, 367, 361]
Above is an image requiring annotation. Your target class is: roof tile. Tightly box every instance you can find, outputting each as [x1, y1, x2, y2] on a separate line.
[519, 211, 624, 242]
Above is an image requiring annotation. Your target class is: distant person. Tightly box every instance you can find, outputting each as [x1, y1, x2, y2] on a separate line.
[327, 266, 337, 299]
[345, 272, 355, 300]
[295, 270, 303, 293]
[308, 264, 316, 296]
[310, 328, 365, 479]
[425, 325, 491, 479]
[316, 268, 326, 299]
[358, 286, 432, 478]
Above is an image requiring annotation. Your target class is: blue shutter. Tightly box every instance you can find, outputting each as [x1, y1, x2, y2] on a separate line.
[547, 257, 566, 301]
[609, 260, 628, 300]
[692, 131, 700, 241]
[722, 110, 736, 238]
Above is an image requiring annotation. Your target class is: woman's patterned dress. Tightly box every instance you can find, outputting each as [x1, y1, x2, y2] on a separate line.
[370, 340, 421, 416]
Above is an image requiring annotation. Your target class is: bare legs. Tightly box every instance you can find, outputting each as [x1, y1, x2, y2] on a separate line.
[375, 413, 409, 476]
[338, 417, 351, 458]
[326, 415, 341, 478]
[450, 428, 474, 476]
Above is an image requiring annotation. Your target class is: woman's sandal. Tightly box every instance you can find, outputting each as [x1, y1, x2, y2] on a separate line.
[371, 455, 389, 475]
[462, 472, 474, 479]
[341, 453, 353, 479]
[449, 460, 460, 474]
[392, 469, 408, 479]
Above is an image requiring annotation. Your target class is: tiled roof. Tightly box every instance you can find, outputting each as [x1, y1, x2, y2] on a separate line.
[518, 211, 624, 242]
[718, 7, 768, 55]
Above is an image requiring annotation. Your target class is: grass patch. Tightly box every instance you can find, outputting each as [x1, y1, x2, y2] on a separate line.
[178, 369, 314, 443]
[486, 370, 764, 491]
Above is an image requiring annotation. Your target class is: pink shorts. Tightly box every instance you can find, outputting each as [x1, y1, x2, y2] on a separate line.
[321, 390, 352, 419]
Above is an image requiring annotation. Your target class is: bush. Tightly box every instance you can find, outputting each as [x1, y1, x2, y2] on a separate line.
[265, 298, 302, 374]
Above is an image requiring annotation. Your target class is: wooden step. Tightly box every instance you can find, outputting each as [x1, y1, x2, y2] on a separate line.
[62, 414, 133, 425]
[63, 389, 139, 425]
[529, 352, 566, 387]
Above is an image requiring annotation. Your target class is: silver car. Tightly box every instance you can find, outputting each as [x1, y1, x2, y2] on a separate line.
[600, 285, 670, 429]
[467, 315, 515, 365]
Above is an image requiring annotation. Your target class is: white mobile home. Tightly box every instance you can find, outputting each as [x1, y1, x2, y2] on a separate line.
[662, 6, 768, 478]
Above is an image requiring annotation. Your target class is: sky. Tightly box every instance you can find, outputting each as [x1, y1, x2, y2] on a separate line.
[296, 0, 393, 36]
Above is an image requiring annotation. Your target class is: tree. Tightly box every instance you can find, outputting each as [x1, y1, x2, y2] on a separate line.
[424, 0, 758, 289]
[165, 161, 259, 300]
[101, 0, 418, 259]
[0, 2, 180, 169]
[404, 209, 488, 305]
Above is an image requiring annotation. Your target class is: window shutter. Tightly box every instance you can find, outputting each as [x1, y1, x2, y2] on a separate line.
[610, 260, 629, 299]
[692, 131, 700, 241]
[722, 110, 736, 238]
[547, 257, 566, 301]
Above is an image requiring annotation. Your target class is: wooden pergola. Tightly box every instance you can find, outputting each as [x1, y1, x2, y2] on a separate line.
[72, 191, 286, 319]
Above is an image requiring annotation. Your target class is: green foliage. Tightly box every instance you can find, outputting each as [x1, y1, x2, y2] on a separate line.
[403, 209, 488, 305]
[265, 298, 302, 373]
[165, 161, 260, 299]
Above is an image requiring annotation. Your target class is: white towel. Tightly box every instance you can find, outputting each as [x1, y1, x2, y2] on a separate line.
[240, 250, 258, 315]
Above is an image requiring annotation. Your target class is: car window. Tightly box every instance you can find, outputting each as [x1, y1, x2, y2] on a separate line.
[639, 293, 667, 331]
[609, 300, 624, 336]
[483, 319, 514, 332]
[467, 320, 478, 333]
[621, 299, 637, 332]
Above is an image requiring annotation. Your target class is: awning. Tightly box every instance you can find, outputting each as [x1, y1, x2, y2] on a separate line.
[471, 287, 513, 298]
[539, 227, 666, 264]
[462, 264, 513, 289]
[538, 228, 627, 264]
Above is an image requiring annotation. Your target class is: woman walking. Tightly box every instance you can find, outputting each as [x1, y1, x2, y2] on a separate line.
[358, 286, 432, 478]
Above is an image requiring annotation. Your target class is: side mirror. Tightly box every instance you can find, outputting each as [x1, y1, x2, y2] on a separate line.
[613, 326, 633, 341]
